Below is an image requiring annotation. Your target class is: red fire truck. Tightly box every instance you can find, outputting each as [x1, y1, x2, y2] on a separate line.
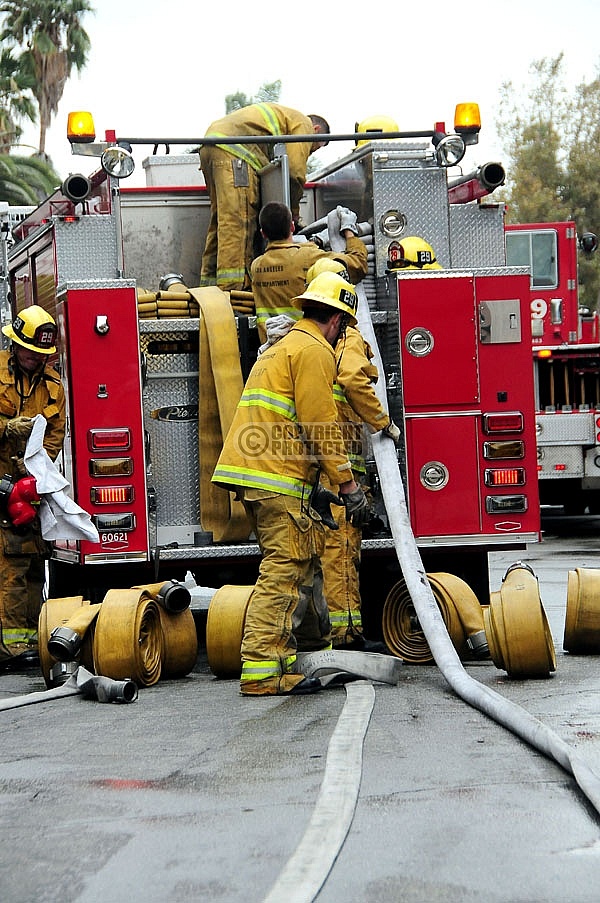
[505, 220, 600, 514]
[0, 106, 540, 612]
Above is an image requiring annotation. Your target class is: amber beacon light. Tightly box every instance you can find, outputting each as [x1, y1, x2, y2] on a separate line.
[67, 111, 96, 144]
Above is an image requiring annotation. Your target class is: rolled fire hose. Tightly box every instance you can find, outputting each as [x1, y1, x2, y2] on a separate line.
[134, 581, 198, 677]
[355, 282, 600, 814]
[484, 563, 556, 677]
[564, 567, 600, 653]
[382, 572, 487, 663]
[133, 580, 192, 613]
[38, 596, 96, 688]
[158, 607, 198, 678]
[188, 286, 251, 543]
[0, 665, 138, 711]
[93, 588, 163, 687]
[206, 584, 255, 678]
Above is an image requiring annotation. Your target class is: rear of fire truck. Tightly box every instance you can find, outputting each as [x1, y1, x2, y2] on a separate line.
[506, 221, 600, 514]
[2, 105, 540, 608]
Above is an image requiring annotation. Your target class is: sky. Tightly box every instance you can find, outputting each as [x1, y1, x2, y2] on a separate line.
[16, 0, 600, 188]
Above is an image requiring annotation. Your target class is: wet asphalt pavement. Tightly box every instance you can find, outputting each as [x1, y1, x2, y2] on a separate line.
[2, 512, 600, 903]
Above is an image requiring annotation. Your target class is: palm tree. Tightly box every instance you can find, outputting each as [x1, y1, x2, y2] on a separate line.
[0, 48, 36, 154]
[0, 0, 94, 158]
[0, 153, 58, 204]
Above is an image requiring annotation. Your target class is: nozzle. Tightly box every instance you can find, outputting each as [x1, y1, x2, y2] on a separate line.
[77, 670, 139, 703]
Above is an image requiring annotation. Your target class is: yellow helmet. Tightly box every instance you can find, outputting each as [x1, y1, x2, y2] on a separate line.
[355, 115, 400, 147]
[306, 257, 350, 284]
[393, 236, 441, 270]
[2, 305, 57, 354]
[294, 271, 358, 326]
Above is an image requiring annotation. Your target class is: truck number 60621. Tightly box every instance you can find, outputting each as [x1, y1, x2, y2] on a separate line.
[101, 532, 129, 543]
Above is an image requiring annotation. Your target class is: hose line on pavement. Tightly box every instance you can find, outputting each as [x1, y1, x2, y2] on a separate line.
[356, 282, 600, 817]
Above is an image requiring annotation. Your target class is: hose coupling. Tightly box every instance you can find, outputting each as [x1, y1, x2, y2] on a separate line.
[48, 626, 83, 662]
[466, 629, 490, 659]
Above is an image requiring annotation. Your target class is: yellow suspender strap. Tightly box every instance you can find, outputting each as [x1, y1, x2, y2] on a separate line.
[188, 286, 251, 543]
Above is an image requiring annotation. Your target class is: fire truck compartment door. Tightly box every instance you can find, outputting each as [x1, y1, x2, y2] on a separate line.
[406, 415, 481, 537]
[398, 274, 479, 408]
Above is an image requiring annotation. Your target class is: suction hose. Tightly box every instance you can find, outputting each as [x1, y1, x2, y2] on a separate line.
[355, 282, 600, 815]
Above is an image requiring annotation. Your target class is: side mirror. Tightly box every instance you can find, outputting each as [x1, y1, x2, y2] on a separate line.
[579, 232, 598, 255]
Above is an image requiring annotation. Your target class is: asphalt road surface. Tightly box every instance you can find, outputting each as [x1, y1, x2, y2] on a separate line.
[3, 512, 600, 903]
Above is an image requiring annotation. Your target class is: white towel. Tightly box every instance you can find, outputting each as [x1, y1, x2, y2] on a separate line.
[23, 415, 100, 542]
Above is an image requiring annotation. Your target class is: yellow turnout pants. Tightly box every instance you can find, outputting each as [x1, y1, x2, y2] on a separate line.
[199, 145, 260, 291]
[240, 490, 331, 695]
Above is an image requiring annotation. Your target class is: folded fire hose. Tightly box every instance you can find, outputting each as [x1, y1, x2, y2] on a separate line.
[189, 286, 252, 543]
[355, 280, 600, 816]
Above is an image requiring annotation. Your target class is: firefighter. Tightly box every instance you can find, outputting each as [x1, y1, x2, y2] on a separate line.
[305, 259, 401, 650]
[199, 103, 330, 292]
[251, 201, 368, 344]
[212, 272, 370, 696]
[389, 235, 441, 270]
[0, 306, 66, 671]
[354, 115, 400, 147]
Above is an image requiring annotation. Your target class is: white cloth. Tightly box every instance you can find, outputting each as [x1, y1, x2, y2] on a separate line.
[257, 314, 296, 355]
[23, 414, 100, 542]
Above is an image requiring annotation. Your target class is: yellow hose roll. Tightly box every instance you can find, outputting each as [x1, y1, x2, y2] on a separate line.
[38, 596, 95, 687]
[564, 567, 600, 653]
[158, 607, 198, 678]
[484, 565, 556, 678]
[156, 291, 192, 302]
[93, 589, 163, 686]
[206, 584, 255, 677]
[382, 575, 470, 663]
[157, 298, 191, 309]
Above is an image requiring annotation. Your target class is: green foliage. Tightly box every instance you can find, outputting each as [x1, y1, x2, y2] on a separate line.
[0, 152, 59, 203]
[0, 47, 36, 152]
[225, 80, 282, 114]
[496, 54, 600, 308]
[0, 0, 94, 157]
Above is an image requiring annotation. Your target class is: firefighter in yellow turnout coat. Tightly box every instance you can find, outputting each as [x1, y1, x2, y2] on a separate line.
[251, 202, 368, 344]
[212, 272, 370, 696]
[0, 307, 66, 668]
[306, 259, 401, 649]
[200, 104, 329, 291]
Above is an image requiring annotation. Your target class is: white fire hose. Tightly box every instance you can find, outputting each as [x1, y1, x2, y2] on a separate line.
[355, 279, 600, 815]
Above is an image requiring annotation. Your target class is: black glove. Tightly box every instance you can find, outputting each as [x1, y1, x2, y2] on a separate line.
[4, 417, 33, 443]
[310, 482, 343, 529]
[341, 485, 370, 528]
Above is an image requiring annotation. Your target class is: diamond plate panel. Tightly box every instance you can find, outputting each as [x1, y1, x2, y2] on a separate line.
[372, 159, 449, 276]
[537, 443, 584, 477]
[536, 412, 596, 444]
[140, 326, 200, 528]
[449, 205, 505, 267]
[54, 217, 119, 283]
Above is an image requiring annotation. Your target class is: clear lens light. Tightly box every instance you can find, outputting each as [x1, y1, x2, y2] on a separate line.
[435, 134, 466, 167]
[101, 145, 135, 179]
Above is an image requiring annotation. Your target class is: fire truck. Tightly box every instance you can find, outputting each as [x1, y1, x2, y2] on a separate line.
[505, 220, 600, 514]
[1, 105, 540, 615]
